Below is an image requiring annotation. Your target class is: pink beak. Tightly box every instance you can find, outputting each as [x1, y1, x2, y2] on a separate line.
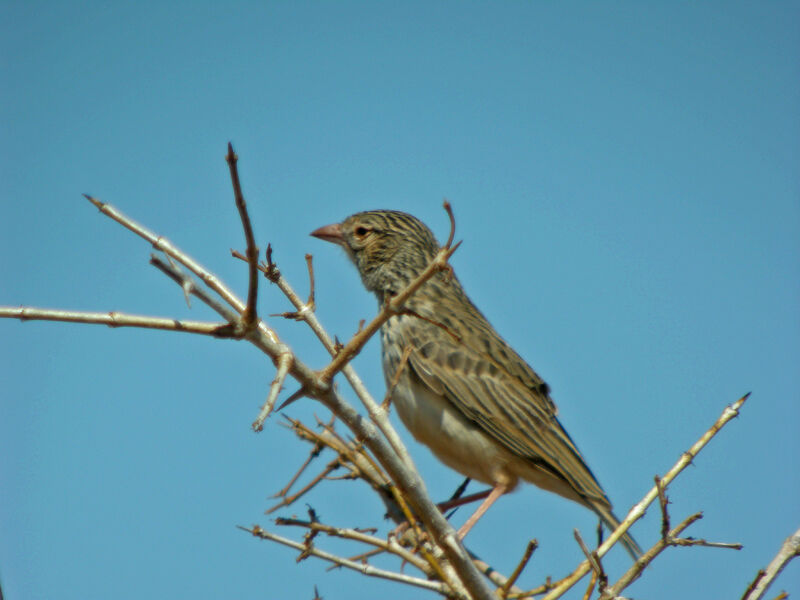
[310, 223, 345, 245]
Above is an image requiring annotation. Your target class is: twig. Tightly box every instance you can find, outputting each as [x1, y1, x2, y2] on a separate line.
[0, 306, 223, 335]
[336, 547, 385, 570]
[509, 577, 560, 598]
[150, 255, 326, 430]
[581, 571, 598, 600]
[655, 475, 670, 539]
[267, 458, 341, 514]
[225, 143, 259, 329]
[382, 345, 412, 410]
[272, 424, 326, 498]
[443, 199, 456, 249]
[253, 351, 293, 431]
[543, 392, 751, 600]
[284, 417, 391, 491]
[267, 253, 316, 321]
[83, 194, 280, 344]
[741, 526, 800, 600]
[574, 529, 607, 593]
[274, 517, 430, 574]
[669, 537, 743, 550]
[304, 253, 315, 310]
[150, 256, 239, 326]
[236, 245, 416, 463]
[499, 539, 538, 598]
[241, 525, 451, 596]
[282, 424, 462, 592]
[601, 512, 703, 598]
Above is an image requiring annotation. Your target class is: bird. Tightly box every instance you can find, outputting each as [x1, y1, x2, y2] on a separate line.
[311, 209, 641, 559]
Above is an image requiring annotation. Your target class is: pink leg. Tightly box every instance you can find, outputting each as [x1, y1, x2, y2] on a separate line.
[438, 489, 492, 512]
[456, 483, 508, 539]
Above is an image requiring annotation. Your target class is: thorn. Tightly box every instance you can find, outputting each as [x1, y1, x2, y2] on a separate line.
[277, 387, 307, 411]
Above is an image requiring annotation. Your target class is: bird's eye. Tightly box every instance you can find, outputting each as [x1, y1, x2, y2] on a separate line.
[354, 226, 370, 238]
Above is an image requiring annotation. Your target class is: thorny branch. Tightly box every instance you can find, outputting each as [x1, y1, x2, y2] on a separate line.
[273, 516, 431, 574]
[541, 392, 750, 600]
[80, 193, 280, 345]
[0, 148, 779, 599]
[240, 525, 451, 595]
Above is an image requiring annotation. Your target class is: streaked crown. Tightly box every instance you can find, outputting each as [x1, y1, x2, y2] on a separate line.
[330, 210, 441, 298]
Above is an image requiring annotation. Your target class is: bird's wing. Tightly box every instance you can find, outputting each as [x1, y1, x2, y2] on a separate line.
[404, 330, 611, 507]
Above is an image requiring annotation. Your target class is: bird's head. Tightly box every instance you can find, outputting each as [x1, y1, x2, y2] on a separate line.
[311, 210, 440, 298]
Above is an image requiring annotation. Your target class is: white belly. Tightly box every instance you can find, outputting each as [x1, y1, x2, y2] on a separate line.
[389, 370, 519, 489]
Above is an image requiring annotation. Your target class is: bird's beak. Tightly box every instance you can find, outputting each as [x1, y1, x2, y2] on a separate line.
[310, 223, 345, 246]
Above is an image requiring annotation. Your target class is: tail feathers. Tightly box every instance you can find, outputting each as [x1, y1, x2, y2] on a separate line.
[593, 504, 642, 560]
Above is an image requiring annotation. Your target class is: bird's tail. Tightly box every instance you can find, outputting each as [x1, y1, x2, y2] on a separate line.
[592, 503, 642, 560]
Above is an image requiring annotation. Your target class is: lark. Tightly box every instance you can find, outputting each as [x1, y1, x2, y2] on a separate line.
[312, 210, 641, 558]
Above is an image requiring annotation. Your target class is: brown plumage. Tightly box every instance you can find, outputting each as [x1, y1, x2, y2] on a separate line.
[312, 209, 641, 558]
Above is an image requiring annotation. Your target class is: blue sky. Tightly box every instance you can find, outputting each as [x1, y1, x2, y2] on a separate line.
[2, 2, 798, 598]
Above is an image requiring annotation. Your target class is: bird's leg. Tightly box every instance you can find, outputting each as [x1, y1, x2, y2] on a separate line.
[456, 483, 508, 539]
[438, 489, 492, 512]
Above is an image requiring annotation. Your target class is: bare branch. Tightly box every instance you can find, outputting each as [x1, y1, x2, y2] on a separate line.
[240, 245, 416, 462]
[6, 174, 500, 599]
[304, 253, 316, 310]
[382, 345, 412, 410]
[240, 525, 452, 596]
[253, 351, 293, 431]
[274, 517, 431, 574]
[267, 458, 341, 514]
[83, 194, 280, 345]
[442, 199, 456, 249]
[0, 306, 223, 335]
[543, 392, 750, 599]
[581, 571, 598, 600]
[225, 143, 259, 329]
[741, 526, 800, 600]
[601, 512, 702, 598]
[499, 539, 538, 598]
[655, 475, 670, 539]
[150, 255, 240, 325]
[271, 433, 324, 499]
[574, 529, 607, 593]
